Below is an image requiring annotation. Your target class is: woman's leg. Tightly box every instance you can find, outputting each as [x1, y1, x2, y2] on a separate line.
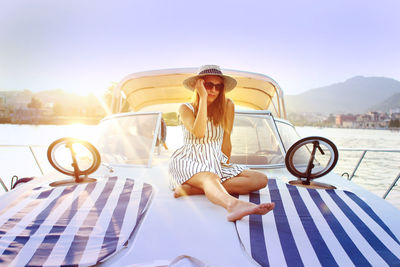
[174, 169, 268, 197]
[222, 170, 268, 194]
[185, 171, 274, 221]
[174, 184, 204, 198]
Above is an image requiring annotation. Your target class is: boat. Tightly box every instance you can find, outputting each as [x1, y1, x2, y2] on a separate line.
[1, 68, 399, 266]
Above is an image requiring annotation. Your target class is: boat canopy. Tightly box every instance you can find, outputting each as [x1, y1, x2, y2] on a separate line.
[112, 68, 287, 119]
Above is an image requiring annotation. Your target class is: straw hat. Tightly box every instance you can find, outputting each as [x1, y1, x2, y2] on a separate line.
[183, 65, 237, 92]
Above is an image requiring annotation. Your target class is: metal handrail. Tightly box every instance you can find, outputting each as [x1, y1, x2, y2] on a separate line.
[0, 144, 46, 192]
[0, 145, 46, 176]
[0, 178, 8, 192]
[1, 145, 399, 199]
[338, 147, 400, 199]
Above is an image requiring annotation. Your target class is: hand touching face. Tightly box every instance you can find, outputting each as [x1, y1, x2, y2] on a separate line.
[195, 78, 208, 99]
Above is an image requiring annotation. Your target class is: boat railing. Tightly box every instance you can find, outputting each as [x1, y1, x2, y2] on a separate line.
[338, 147, 400, 199]
[0, 144, 47, 192]
[1, 145, 399, 200]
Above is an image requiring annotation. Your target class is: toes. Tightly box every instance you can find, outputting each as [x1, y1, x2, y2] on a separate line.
[264, 202, 275, 210]
[260, 202, 275, 210]
[256, 202, 275, 215]
[173, 187, 184, 198]
[227, 202, 275, 221]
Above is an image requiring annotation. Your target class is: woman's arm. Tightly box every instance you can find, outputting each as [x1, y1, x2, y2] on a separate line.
[179, 79, 208, 138]
[221, 99, 235, 162]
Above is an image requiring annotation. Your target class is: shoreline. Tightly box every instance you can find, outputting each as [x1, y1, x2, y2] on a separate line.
[0, 116, 103, 125]
[298, 125, 400, 131]
[0, 119, 399, 130]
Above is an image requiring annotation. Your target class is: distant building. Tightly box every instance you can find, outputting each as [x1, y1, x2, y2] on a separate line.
[0, 96, 10, 121]
[367, 111, 379, 121]
[11, 108, 52, 124]
[0, 107, 9, 119]
[0, 91, 32, 109]
[335, 114, 357, 127]
[354, 112, 389, 128]
[391, 112, 400, 120]
[335, 112, 391, 128]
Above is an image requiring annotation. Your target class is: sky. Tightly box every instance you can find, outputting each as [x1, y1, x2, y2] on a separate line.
[0, 0, 399, 96]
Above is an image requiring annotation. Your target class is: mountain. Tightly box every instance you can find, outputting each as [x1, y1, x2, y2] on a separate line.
[285, 76, 400, 114]
[35, 89, 87, 104]
[371, 92, 400, 112]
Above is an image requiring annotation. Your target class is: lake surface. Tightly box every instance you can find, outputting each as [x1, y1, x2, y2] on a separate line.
[0, 124, 399, 209]
[297, 127, 400, 209]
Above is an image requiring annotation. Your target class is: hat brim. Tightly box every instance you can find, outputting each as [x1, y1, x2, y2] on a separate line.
[183, 74, 237, 92]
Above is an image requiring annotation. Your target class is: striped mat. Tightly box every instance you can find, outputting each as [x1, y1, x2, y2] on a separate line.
[235, 179, 400, 267]
[0, 177, 153, 267]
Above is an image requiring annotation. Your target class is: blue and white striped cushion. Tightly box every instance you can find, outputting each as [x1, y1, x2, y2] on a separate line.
[0, 177, 153, 266]
[235, 179, 400, 267]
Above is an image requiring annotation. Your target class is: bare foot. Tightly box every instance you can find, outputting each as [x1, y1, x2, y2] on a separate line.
[174, 184, 204, 198]
[227, 201, 275, 222]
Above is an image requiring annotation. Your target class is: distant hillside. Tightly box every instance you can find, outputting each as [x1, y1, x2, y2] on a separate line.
[35, 89, 91, 104]
[0, 89, 105, 115]
[285, 76, 400, 114]
[371, 92, 400, 112]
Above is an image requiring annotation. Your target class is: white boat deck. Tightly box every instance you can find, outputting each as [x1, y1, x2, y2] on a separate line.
[98, 151, 400, 266]
[1, 147, 400, 266]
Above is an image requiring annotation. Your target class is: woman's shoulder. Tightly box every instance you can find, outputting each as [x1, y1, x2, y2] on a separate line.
[225, 98, 234, 109]
[179, 103, 195, 113]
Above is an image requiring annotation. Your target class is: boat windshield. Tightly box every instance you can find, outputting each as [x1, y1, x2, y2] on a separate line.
[275, 120, 302, 152]
[95, 113, 161, 166]
[230, 113, 285, 166]
[275, 120, 327, 168]
[94, 112, 304, 168]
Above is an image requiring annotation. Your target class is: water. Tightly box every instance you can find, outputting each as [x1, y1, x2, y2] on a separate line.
[297, 127, 400, 209]
[0, 124, 399, 209]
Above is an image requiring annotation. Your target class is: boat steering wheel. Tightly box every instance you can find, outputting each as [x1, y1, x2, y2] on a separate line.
[285, 136, 339, 189]
[47, 137, 101, 187]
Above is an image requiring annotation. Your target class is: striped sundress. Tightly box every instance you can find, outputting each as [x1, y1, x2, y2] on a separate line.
[169, 103, 247, 189]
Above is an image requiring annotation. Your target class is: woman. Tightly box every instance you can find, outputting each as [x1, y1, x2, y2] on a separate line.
[169, 65, 275, 221]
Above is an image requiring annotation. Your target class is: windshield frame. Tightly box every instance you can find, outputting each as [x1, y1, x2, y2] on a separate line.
[233, 110, 287, 169]
[98, 112, 162, 168]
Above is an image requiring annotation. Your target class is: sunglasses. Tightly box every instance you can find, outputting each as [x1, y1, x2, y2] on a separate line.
[204, 82, 224, 91]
